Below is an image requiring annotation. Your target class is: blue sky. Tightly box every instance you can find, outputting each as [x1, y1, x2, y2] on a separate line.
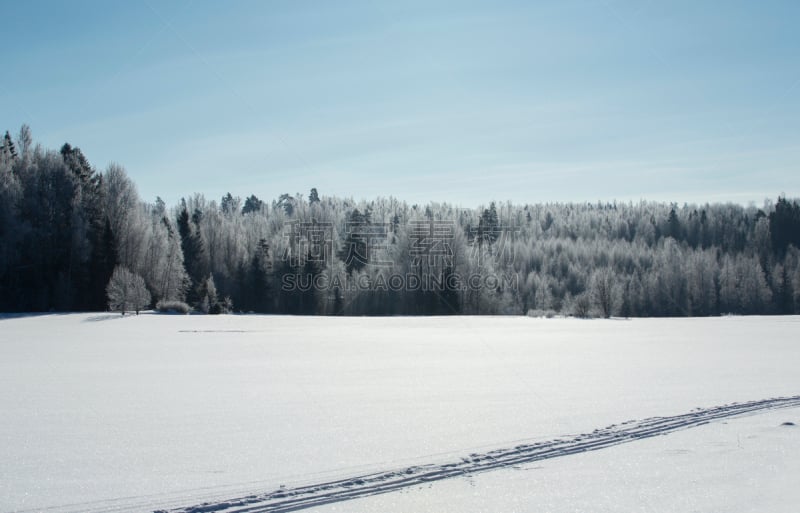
[3, 0, 799, 207]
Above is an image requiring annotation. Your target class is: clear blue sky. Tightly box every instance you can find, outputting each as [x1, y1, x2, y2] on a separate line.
[2, 0, 799, 207]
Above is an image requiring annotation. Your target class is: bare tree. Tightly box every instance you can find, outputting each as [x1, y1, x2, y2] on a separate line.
[591, 267, 620, 318]
[17, 124, 32, 160]
[572, 292, 592, 318]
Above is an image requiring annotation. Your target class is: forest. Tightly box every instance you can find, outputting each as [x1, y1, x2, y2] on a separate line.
[2, 125, 800, 317]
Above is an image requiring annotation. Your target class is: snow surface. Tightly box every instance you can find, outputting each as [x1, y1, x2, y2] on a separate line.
[304, 409, 800, 513]
[1, 314, 799, 512]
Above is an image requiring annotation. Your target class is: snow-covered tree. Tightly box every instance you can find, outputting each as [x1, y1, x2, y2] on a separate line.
[5, 123, 800, 317]
[590, 267, 620, 318]
[107, 266, 151, 315]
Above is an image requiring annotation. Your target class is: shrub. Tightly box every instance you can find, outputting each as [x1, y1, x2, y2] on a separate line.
[156, 300, 191, 314]
[526, 309, 557, 318]
[209, 296, 233, 315]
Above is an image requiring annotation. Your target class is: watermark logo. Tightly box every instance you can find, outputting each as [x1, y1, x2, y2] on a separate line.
[282, 221, 334, 266]
[282, 271, 519, 293]
[341, 221, 391, 268]
[408, 220, 455, 266]
[278, 218, 521, 293]
[467, 224, 519, 265]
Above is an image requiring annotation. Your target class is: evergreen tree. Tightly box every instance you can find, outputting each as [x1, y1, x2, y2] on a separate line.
[61, 144, 107, 309]
[769, 197, 800, 256]
[277, 193, 295, 216]
[2, 131, 16, 161]
[6, 125, 800, 318]
[666, 206, 681, 240]
[439, 264, 460, 314]
[87, 218, 118, 310]
[247, 238, 272, 312]
[177, 201, 208, 306]
[242, 194, 264, 215]
[338, 209, 369, 274]
[332, 285, 344, 315]
[221, 192, 238, 215]
[300, 250, 320, 314]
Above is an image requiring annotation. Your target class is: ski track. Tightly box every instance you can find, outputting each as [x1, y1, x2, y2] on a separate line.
[17, 396, 800, 513]
[158, 396, 800, 513]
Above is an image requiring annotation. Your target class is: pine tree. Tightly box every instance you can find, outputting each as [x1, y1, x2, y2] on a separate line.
[247, 238, 272, 312]
[88, 218, 118, 310]
[439, 264, 460, 314]
[666, 206, 681, 240]
[60, 143, 93, 182]
[242, 194, 263, 215]
[338, 209, 369, 274]
[478, 202, 500, 244]
[221, 192, 237, 214]
[61, 144, 106, 310]
[277, 193, 295, 216]
[298, 251, 314, 314]
[332, 285, 344, 315]
[2, 131, 17, 161]
[769, 197, 800, 256]
[177, 202, 208, 306]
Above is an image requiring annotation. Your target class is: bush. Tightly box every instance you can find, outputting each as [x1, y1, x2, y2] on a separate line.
[526, 309, 557, 318]
[209, 296, 233, 315]
[156, 300, 191, 314]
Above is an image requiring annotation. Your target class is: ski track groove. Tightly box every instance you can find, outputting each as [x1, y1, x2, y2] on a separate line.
[144, 395, 800, 513]
[11, 396, 797, 513]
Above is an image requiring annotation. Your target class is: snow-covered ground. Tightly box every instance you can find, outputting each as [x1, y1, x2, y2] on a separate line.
[1, 314, 798, 512]
[304, 409, 800, 513]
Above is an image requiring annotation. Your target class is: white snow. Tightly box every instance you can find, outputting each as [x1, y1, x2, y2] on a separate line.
[305, 409, 800, 513]
[1, 314, 799, 512]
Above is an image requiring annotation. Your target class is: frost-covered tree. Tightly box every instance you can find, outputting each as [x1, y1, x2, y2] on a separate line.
[104, 164, 147, 273]
[141, 207, 188, 303]
[590, 267, 620, 318]
[6, 124, 800, 317]
[197, 274, 218, 314]
[17, 124, 32, 160]
[106, 265, 151, 315]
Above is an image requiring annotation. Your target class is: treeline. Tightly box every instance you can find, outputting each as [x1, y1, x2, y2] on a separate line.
[2, 126, 800, 317]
